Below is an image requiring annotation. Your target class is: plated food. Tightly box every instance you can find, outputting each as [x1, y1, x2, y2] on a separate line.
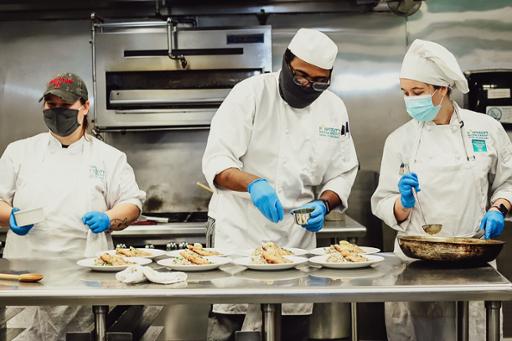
[157, 251, 230, 272]
[116, 246, 152, 257]
[167, 243, 230, 258]
[99, 247, 166, 259]
[234, 255, 308, 271]
[77, 254, 151, 272]
[310, 240, 380, 256]
[248, 241, 308, 258]
[309, 254, 384, 269]
[187, 243, 222, 256]
[96, 253, 134, 266]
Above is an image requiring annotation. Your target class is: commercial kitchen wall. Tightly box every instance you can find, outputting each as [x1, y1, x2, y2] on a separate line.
[0, 1, 511, 338]
[1, 1, 511, 212]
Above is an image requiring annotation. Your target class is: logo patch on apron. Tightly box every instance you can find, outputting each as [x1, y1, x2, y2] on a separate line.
[472, 139, 487, 153]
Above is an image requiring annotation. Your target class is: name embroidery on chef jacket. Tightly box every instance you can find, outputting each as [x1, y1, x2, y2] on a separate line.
[466, 130, 489, 153]
[318, 122, 350, 139]
[89, 165, 106, 181]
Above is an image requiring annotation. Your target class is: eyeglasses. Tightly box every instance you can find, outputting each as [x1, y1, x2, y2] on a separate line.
[288, 63, 331, 92]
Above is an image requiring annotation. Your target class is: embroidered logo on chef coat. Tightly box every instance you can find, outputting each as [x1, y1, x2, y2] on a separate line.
[319, 126, 341, 139]
[472, 139, 488, 153]
[467, 130, 489, 153]
[467, 130, 489, 140]
[89, 165, 106, 181]
[318, 122, 350, 139]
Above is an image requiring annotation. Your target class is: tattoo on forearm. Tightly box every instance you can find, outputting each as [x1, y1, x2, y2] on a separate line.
[110, 217, 129, 231]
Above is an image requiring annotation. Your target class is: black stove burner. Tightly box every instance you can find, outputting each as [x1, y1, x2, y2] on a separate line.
[187, 211, 208, 222]
[144, 212, 208, 223]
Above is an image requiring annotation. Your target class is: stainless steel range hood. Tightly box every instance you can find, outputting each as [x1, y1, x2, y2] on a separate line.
[0, 1, 381, 20]
[92, 20, 272, 130]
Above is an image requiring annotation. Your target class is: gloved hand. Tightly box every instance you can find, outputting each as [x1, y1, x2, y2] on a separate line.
[9, 208, 34, 236]
[398, 172, 420, 209]
[480, 210, 505, 240]
[82, 211, 111, 233]
[247, 178, 284, 223]
[297, 201, 327, 232]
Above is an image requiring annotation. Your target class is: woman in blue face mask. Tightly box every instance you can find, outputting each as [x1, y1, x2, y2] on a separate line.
[371, 39, 512, 341]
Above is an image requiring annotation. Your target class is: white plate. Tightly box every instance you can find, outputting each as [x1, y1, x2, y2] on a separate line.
[157, 256, 231, 272]
[239, 247, 309, 257]
[233, 256, 309, 271]
[309, 246, 381, 256]
[166, 248, 232, 258]
[98, 248, 167, 259]
[77, 257, 152, 272]
[309, 254, 384, 269]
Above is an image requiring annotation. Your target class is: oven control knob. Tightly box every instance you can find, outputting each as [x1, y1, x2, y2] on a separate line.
[116, 243, 127, 249]
[166, 242, 178, 251]
[179, 242, 188, 249]
[145, 244, 155, 249]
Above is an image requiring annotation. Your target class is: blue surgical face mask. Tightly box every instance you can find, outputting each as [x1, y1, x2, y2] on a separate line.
[403, 90, 443, 122]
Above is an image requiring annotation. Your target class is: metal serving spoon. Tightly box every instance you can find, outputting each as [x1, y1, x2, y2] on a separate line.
[399, 163, 442, 235]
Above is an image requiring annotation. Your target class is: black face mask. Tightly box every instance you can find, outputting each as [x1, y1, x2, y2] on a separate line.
[278, 58, 325, 109]
[43, 107, 81, 137]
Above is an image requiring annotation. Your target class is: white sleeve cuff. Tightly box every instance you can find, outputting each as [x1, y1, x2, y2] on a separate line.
[491, 192, 512, 207]
[203, 155, 242, 192]
[374, 194, 410, 232]
[115, 198, 144, 213]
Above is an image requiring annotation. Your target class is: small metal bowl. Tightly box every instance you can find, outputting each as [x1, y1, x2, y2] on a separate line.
[291, 208, 314, 225]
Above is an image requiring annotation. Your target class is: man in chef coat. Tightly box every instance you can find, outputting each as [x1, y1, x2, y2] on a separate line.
[202, 28, 359, 341]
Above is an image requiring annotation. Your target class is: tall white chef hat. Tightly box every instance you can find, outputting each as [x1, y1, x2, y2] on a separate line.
[400, 39, 469, 94]
[288, 28, 338, 70]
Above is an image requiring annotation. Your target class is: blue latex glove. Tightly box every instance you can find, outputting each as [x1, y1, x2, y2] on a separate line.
[479, 210, 505, 240]
[247, 178, 284, 223]
[398, 172, 420, 209]
[297, 201, 327, 232]
[9, 208, 34, 236]
[82, 211, 111, 234]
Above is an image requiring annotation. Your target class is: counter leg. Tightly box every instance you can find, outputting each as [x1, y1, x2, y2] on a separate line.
[0, 305, 5, 341]
[485, 301, 501, 341]
[351, 302, 358, 341]
[261, 304, 281, 341]
[456, 301, 469, 341]
[93, 305, 108, 341]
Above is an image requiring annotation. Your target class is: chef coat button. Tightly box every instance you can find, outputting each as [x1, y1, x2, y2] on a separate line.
[285, 129, 290, 135]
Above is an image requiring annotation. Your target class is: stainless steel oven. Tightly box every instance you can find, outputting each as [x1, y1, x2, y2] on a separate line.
[91, 19, 272, 130]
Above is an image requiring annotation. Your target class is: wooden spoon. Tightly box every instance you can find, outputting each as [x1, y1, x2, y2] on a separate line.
[0, 273, 43, 283]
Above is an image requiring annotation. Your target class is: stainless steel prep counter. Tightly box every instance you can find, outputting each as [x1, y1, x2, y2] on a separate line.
[0, 253, 510, 341]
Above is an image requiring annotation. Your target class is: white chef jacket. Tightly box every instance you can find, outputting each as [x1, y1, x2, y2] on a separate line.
[371, 105, 512, 235]
[371, 104, 511, 341]
[0, 132, 146, 259]
[202, 71, 358, 315]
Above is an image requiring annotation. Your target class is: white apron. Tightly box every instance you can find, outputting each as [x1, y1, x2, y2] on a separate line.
[386, 108, 492, 341]
[4, 136, 111, 341]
